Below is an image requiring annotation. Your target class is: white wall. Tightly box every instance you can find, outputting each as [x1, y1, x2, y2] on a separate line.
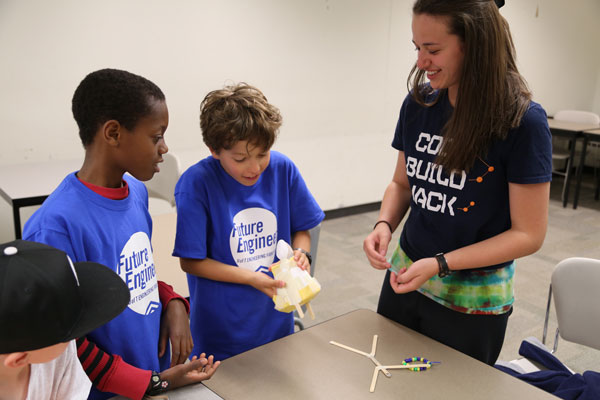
[1, 0, 599, 242]
[501, 0, 600, 116]
[593, 68, 600, 116]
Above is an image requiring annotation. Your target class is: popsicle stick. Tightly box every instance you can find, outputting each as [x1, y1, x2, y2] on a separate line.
[381, 364, 430, 369]
[294, 303, 304, 318]
[329, 341, 369, 357]
[306, 303, 315, 320]
[370, 366, 380, 392]
[330, 338, 391, 377]
[370, 335, 378, 355]
[369, 364, 432, 393]
[367, 355, 391, 377]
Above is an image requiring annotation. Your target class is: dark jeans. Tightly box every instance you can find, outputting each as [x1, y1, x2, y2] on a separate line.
[377, 270, 512, 365]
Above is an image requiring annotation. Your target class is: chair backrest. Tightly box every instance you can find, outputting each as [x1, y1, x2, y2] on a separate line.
[308, 223, 321, 277]
[144, 152, 181, 207]
[551, 257, 600, 350]
[554, 110, 600, 126]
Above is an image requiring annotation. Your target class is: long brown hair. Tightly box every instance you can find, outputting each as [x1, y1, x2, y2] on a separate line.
[409, 0, 531, 172]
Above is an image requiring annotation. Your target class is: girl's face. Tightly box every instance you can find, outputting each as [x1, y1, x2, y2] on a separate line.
[412, 13, 464, 105]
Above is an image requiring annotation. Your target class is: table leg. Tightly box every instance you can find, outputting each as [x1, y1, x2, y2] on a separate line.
[573, 136, 589, 210]
[563, 138, 577, 208]
[12, 205, 22, 239]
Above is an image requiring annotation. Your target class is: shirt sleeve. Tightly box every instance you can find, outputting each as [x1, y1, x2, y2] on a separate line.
[76, 337, 151, 400]
[158, 280, 190, 313]
[173, 172, 210, 260]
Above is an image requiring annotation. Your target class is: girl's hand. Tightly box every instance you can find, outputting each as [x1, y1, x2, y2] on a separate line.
[389, 257, 438, 293]
[363, 225, 392, 270]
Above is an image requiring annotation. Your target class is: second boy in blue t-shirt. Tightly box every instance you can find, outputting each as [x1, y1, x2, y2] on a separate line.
[174, 83, 324, 360]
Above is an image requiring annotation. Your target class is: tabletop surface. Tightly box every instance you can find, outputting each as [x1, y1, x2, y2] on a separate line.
[0, 158, 81, 203]
[584, 128, 600, 136]
[196, 309, 557, 400]
[547, 118, 600, 132]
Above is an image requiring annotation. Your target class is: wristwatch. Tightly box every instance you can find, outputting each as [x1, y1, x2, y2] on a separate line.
[435, 253, 451, 278]
[294, 248, 312, 265]
[146, 371, 169, 396]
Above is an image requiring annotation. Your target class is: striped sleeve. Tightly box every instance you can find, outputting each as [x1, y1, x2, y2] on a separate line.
[76, 337, 151, 400]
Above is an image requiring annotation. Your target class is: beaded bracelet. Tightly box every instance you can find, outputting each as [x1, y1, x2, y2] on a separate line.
[402, 357, 432, 371]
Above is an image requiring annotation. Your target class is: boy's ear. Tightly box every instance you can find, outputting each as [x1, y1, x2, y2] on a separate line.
[209, 147, 220, 159]
[3, 352, 29, 368]
[101, 120, 122, 147]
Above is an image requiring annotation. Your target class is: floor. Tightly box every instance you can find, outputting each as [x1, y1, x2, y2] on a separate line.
[304, 173, 600, 373]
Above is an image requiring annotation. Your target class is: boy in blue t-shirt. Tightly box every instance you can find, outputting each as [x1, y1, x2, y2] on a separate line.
[173, 83, 324, 361]
[23, 69, 219, 400]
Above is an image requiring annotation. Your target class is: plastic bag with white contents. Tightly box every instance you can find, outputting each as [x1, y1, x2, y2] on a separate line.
[270, 240, 321, 319]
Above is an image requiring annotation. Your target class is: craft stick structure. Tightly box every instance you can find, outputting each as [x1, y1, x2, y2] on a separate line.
[329, 335, 438, 393]
[330, 335, 391, 377]
[271, 240, 321, 319]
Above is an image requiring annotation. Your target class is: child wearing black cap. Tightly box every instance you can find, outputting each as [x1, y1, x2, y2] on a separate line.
[0, 239, 130, 400]
[22, 68, 219, 400]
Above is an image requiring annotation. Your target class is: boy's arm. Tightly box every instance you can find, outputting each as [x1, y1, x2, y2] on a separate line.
[180, 257, 285, 298]
[157, 281, 193, 367]
[76, 336, 151, 400]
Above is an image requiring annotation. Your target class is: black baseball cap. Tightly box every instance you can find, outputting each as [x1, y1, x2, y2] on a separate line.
[0, 240, 130, 353]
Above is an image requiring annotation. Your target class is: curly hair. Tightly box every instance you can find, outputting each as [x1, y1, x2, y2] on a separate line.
[409, 0, 531, 172]
[200, 83, 282, 153]
[72, 68, 165, 147]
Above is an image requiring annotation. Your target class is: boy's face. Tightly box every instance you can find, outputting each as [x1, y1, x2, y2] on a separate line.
[117, 99, 169, 182]
[211, 140, 270, 186]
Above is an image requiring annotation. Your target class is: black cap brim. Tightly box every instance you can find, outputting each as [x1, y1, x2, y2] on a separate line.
[66, 261, 130, 340]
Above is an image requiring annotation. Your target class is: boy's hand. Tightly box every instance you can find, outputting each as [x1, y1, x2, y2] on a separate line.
[293, 250, 311, 273]
[159, 299, 194, 367]
[249, 271, 285, 298]
[160, 353, 220, 389]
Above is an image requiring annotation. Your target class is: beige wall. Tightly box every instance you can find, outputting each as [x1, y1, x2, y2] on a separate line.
[1, 0, 599, 241]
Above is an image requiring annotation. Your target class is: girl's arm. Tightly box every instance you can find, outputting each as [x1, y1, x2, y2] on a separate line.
[390, 181, 550, 292]
[363, 151, 412, 270]
[180, 257, 284, 298]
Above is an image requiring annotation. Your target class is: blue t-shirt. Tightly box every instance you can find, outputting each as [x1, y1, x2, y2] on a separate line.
[23, 173, 168, 400]
[393, 90, 552, 268]
[173, 150, 324, 360]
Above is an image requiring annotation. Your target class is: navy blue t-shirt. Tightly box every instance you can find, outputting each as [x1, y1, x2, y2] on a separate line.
[393, 90, 552, 268]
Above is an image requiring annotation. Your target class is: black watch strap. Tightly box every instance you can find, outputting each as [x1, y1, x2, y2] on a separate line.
[146, 371, 169, 396]
[435, 253, 451, 278]
[294, 248, 312, 265]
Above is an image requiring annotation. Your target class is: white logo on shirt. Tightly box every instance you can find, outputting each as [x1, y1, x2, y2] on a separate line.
[230, 207, 277, 272]
[117, 231, 160, 315]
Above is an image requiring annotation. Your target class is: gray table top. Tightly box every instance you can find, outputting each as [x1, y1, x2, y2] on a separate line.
[194, 309, 557, 400]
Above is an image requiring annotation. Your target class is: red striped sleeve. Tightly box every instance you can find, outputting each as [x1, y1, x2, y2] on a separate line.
[76, 337, 151, 400]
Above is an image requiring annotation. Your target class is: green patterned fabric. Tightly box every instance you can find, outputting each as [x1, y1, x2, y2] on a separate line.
[388, 243, 513, 315]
